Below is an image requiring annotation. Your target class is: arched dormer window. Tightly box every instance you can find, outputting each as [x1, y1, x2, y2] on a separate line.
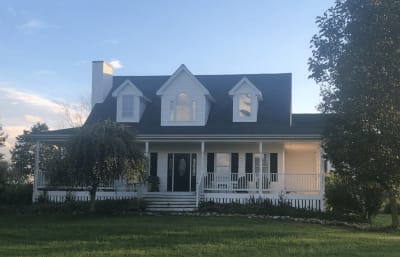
[170, 93, 196, 121]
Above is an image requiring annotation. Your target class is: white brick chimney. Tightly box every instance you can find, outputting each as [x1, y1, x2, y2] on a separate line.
[91, 61, 114, 108]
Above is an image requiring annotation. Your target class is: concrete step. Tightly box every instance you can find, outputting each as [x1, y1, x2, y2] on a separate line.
[143, 192, 198, 212]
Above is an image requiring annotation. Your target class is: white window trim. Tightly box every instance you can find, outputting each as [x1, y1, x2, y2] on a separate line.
[229, 77, 262, 123]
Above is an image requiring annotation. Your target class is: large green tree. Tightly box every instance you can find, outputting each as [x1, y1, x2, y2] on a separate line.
[10, 123, 57, 183]
[50, 120, 146, 212]
[309, 0, 400, 228]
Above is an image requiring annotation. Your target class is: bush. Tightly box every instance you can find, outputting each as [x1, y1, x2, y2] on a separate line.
[30, 198, 146, 215]
[199, 199, 324, 219]
[0, 184, 33, 206]
[325, 175, 384, 222]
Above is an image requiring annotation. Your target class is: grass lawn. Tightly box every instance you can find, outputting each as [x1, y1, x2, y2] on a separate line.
[0, 214, 399, 257]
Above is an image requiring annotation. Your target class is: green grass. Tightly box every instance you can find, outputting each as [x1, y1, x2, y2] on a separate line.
[0, 214, 399, 257]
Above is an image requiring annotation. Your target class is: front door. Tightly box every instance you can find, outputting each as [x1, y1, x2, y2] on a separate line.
[173, 153, 191, 191]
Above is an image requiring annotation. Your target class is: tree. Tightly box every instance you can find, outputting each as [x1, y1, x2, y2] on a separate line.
[50, 120, 146, 212]
[0, 124, 8, 184]
[59, 96, 90, 128]
[309, 0, 400, 227]
[0, 124, 6, 160]
[10, 123, 56, 183]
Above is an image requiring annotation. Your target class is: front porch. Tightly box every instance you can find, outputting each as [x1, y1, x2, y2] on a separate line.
[33, 139, 325, 211]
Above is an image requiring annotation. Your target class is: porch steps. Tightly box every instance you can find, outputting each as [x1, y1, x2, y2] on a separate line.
[143, 192, 197, 212]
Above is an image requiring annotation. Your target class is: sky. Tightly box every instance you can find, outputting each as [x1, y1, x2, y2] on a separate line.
[0, 0, 335, 158]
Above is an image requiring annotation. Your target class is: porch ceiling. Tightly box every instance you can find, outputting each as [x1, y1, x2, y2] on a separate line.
[284, 142, 320, 151]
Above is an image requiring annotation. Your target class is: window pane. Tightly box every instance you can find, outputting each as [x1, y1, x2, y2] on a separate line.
[176, 93, 192, 121]
[239, 94, 251, 117]
[122, 95, 134, 117]
[215, 153, 230, 174]
[192, 100, 196, 120]
[169, 100, 175, 121]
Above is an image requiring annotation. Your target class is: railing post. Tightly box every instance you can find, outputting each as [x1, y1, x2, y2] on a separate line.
[32, 141, 40, 203]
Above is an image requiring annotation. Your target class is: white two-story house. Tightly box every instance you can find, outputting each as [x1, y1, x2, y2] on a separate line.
[30, 61, 326, 211]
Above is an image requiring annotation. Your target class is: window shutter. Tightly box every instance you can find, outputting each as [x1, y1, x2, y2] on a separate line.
[207, 153, 214, 173]
[270, 153, 278, 173]
[167, 154, 173, 191]
[245, 153, 253, 173]
[231, 153, 238, 173]
[150, 153, 158, 177]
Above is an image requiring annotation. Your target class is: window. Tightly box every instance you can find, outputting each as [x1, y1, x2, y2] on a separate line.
[239, 94, 251, 118]
[122, 95, 134, 118]
[215, 153, 230, 175]
[170, 93, 196, 122]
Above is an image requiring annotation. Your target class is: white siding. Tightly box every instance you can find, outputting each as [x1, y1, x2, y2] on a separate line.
[160, 71, 208, 126]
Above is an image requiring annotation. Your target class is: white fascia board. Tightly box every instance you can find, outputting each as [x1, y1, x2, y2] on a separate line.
[112, 80, 151, 102]
[229, 77, 263, 101]
[156, 64, 215, 102]
[136, 134, 322, 142]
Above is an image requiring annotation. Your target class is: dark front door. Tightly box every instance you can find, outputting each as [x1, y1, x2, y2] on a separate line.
[173, 153, 191, 191]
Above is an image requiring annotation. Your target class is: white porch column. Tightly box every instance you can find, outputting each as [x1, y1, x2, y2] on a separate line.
[142, 141, 149, 195]
[281, 146, 285, 193]
[196, 141, 205, 208]
[319, 145, 325, 211]
[258, 142, 263, 195]
[145, 141, 149, 157]
[145, 141, 149, 169]
[32, 141, 40, 202]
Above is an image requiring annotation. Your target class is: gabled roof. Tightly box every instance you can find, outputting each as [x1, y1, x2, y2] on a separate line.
[27, 71, 325, 141]
[228, 77, 263, 101]
[83, 73, 316, 136]
[156, 64, 215, 102]
[111, 79, 151, 102]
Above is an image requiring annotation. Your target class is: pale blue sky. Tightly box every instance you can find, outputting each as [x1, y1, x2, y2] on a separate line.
[0, 0, 334, 155]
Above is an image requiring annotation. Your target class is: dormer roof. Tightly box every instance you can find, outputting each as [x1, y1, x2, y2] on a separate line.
[112, 79, 151, 102]
[156, 64, 215, 102]
[228, 77, 263, 101]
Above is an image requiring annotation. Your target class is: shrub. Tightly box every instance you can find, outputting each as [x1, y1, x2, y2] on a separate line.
[325, 175, 384, 222]
[30, 198, 146, 215]
[200, 199, 322, 219]
[0, 184, 33, 206]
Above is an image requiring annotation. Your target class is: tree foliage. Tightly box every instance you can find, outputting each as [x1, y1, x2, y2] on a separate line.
[50, 120, 146, 211]
[309, 0, 400, 227]
[10, 123, 58, 183]
[0, 124, 6, 160]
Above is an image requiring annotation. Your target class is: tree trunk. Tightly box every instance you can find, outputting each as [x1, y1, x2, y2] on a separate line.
[389, 194, 398, 229]
[89, 186, 97, 213]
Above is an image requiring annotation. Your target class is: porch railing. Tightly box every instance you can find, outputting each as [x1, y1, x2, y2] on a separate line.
[37, 170, 137, 191]
[203, 172, 320, 193]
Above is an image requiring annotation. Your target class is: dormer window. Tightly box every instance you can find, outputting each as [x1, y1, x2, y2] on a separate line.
[169, 93, 197, 122]
[239, 94, 252, 118]
[112, 80, 151, 123]
[156, 64, 214, 126]
[122, 95, 134, 118]
[229, 77, 262, 122]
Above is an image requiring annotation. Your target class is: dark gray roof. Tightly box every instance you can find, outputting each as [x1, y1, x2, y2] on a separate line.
[83, 73, 324, 137]
[86, 73, 319, 134]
